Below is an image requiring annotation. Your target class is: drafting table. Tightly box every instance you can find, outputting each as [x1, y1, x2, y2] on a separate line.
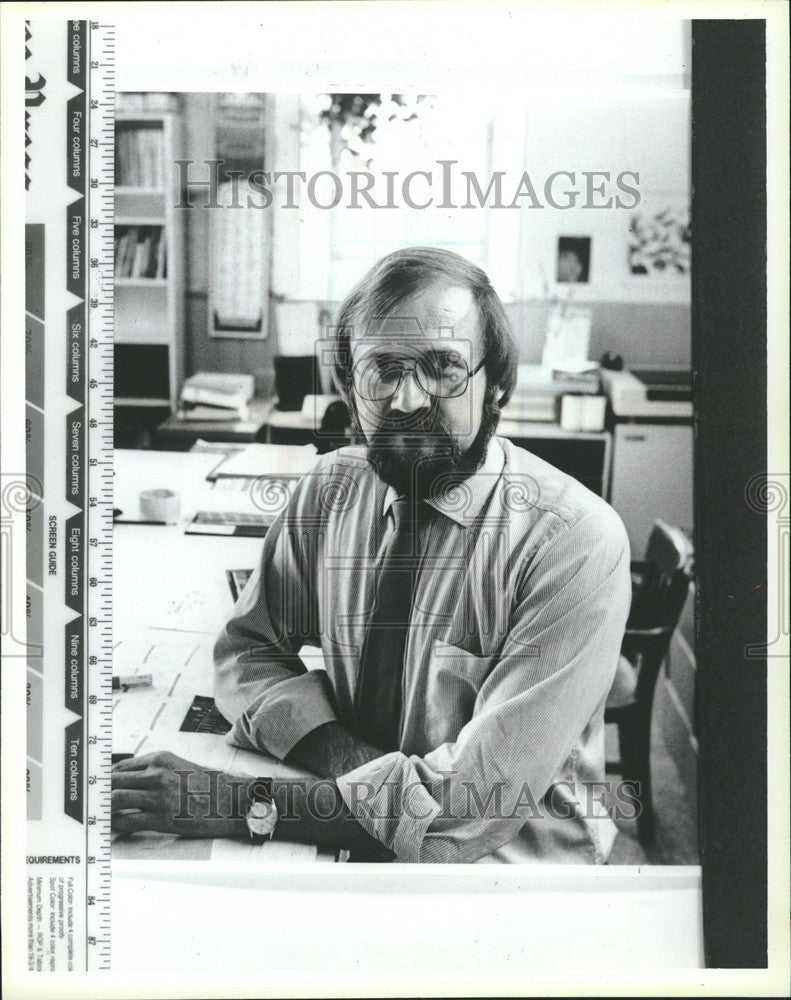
[112, 448, 336, 863]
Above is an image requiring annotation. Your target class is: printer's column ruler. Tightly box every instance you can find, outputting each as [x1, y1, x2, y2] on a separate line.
[24, 19, 114, 972]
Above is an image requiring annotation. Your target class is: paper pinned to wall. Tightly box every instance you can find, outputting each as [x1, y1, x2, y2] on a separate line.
[210, 181, 268, 336]
[276, 300, 319, 356]
[541, 306, 593, 370]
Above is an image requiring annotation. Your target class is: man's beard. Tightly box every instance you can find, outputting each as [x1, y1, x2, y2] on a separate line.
[366, 398, 499, 500]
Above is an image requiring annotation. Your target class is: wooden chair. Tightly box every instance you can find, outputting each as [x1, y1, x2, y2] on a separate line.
[605, 520, 694, 845]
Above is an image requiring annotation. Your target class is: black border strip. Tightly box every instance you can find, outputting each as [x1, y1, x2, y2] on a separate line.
[692, 20, 768, 969]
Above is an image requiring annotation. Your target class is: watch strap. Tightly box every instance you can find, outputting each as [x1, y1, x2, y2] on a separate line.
[249, 777, 273, 803]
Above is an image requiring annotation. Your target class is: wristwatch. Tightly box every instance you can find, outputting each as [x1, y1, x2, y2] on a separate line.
[245, 778, 279, 842]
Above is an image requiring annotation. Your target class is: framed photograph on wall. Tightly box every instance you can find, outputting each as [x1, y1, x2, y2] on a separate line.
[556, 235, 592, 283]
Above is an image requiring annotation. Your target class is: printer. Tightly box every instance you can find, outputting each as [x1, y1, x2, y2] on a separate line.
[601, 366, 693, 420]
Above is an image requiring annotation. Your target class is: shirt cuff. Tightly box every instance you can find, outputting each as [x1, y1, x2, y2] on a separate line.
[227, 670, 339, 760]
[336, 752, 441, 862]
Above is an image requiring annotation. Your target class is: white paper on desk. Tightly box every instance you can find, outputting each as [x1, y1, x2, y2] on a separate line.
[196, 475, 296, 522]
[113, 634, 219, 751]
[148, 584, 234, 635]
[210, 442, 319, 480]
[112, 831, 213, 860]
[210, 839, 321, 863]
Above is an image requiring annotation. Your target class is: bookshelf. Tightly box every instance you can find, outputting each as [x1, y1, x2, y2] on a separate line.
[114, 97, 185, 418]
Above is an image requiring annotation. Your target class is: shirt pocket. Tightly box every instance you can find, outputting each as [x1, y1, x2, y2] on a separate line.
[423, 640, 498, 747]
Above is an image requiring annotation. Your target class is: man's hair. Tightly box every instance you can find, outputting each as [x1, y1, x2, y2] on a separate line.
[331, 247, 518, 412]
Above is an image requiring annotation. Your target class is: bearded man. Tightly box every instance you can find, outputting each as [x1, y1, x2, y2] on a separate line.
[112, 247, 631, 863]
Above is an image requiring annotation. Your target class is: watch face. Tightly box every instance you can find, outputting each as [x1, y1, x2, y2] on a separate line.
[246, 798, 277, 838]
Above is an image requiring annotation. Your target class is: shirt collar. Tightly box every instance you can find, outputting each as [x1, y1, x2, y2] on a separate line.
[381, 437, 505, 528]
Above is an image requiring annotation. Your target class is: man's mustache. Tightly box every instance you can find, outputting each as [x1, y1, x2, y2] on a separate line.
[373, 407, 449, 437]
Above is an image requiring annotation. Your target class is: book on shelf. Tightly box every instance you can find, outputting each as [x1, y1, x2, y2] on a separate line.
[155, 232, 166, 278]
[114, 226, 167, 279]
[116, 127, 165, 188]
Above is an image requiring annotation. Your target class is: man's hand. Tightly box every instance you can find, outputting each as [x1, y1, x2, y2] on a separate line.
[111, 751, 251, 839]
[112, 747, 394, 859]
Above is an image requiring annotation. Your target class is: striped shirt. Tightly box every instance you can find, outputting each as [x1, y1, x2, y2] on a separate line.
[214, 436, 631, 863]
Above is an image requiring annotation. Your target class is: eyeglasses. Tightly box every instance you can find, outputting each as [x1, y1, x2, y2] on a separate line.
[351, 349, 487, 401]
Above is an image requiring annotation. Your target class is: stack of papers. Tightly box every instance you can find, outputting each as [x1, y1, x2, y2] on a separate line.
[179, 372, 255, 422]
[500, 363, 601, 423]
[552, 361, 601, 389]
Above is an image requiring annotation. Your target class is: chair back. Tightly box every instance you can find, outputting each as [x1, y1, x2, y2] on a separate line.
[315, 399, 351, 454]
[629, 521, 693, 632]
[605, 521, 693, 844]
[627, 521, 693, 703]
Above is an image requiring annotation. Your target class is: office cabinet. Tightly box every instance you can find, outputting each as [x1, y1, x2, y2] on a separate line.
[610, 422, 693, 555]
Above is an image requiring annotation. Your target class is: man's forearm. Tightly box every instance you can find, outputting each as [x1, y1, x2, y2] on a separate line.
[285, 720, 384, 780]
[281, 722, 393, 859]
[272, 777, 394, 861]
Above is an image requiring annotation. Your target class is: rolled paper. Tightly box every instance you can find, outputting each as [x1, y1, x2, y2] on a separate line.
[139, 488, 180, 524]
